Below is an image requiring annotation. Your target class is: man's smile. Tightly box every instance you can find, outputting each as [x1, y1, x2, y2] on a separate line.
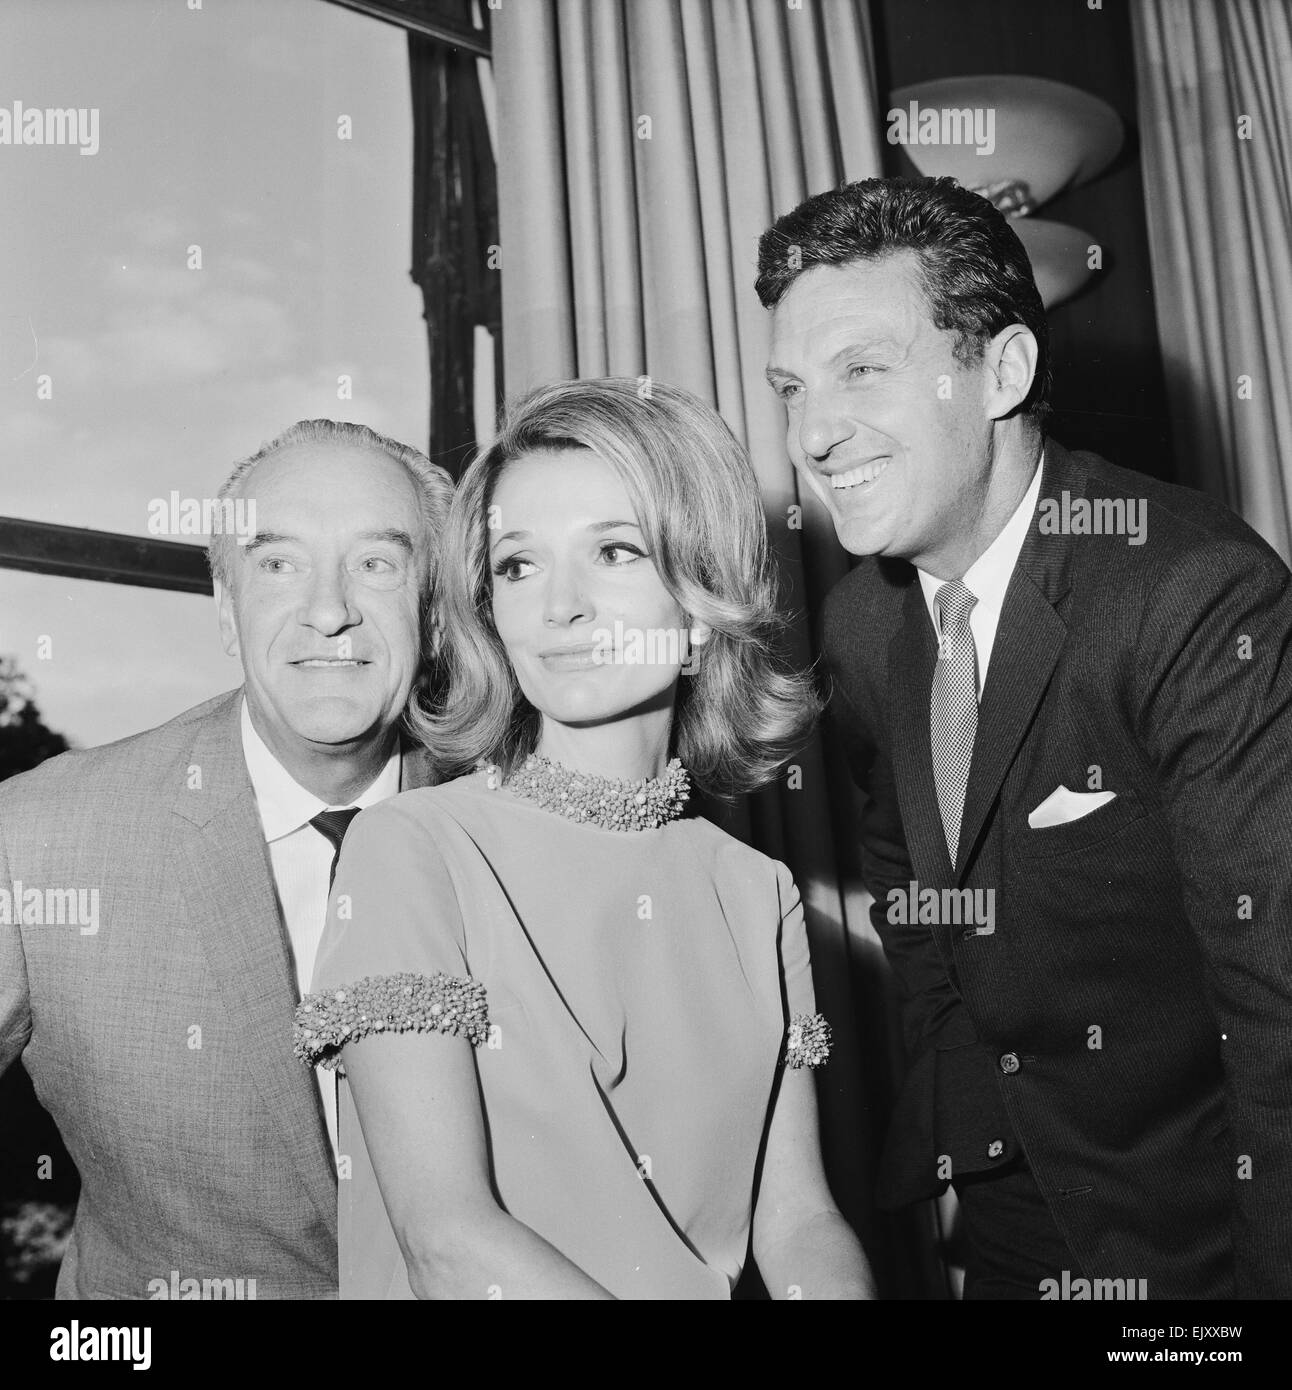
[828, 457, 892, 490]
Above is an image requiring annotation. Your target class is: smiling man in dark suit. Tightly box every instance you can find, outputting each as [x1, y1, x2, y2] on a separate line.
[0, 420, 452, 1298]
[758, 176, 1292, 1299]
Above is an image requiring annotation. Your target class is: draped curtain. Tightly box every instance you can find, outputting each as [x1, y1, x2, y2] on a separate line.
[1131, 0, 1292, 563]
[493, 0, 945, 1296]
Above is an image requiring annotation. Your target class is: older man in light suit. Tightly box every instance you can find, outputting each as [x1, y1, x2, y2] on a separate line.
[0, 419, 453, 1298]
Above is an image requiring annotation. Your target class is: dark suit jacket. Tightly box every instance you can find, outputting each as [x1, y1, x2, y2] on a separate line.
[0, 689, 436, 1298]
[824, 441, 1292, 1299]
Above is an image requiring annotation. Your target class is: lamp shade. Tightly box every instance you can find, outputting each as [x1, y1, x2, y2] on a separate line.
[887, 75, 1123, 211]
[1012, 218, 1097, 309]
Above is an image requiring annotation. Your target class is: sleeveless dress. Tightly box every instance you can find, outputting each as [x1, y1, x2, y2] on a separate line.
[295, 769, 829, 1300]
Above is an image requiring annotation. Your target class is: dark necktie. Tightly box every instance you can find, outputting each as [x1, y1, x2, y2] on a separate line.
[309, 808, 361, 890]
[930, 580, 979, 866]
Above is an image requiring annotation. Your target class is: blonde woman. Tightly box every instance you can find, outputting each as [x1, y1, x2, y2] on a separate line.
[295, 378, 873, 1300]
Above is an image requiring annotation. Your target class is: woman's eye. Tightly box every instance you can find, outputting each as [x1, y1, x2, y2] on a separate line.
[492, 556, 535, 582]
[777, 382, 802, 401]
[358, 556, 396, 573]
[599, 542, 645, 565]
[847, 364, 876, 380]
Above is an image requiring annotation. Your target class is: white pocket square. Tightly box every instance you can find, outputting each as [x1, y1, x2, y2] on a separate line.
[1027, 785, 1117, 830]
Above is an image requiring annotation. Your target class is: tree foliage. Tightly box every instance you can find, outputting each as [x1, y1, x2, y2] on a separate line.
[0, 655, 70, 783]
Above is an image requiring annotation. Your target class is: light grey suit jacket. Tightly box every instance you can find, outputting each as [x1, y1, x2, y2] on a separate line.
[0, 688, 435, 1298]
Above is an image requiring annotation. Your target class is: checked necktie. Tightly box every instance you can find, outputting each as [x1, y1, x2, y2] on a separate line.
[930, 580, 979, 866]
[309, 808, 362, 890]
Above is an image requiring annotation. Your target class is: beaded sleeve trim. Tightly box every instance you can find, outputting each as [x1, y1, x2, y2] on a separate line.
[785, 1012, 832, 1069]
[294, 971, 489, 1073]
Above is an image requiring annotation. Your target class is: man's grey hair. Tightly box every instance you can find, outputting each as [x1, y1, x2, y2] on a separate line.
[207, 419, 455, 591]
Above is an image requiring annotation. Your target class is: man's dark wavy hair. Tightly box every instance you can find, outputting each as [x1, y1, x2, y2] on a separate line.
[756, 176, 1051, 422]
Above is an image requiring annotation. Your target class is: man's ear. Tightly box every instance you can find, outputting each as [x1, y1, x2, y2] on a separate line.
[214, 579, 241, 659]
[983, 324, 1039, 422]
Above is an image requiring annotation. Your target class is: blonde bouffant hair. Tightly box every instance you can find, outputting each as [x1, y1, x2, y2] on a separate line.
[407, 377, 819, 799]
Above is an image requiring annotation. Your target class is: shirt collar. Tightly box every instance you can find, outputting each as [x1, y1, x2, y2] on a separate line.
[239, 696, 402, 844]
[917, 449, 1044, 630]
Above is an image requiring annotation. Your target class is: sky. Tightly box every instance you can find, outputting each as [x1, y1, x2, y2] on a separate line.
[0, 0, 430, 748]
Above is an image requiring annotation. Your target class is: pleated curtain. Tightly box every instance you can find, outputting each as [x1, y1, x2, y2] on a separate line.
[1131, 0, 1292, 563]
[493, 0, 944, 1296]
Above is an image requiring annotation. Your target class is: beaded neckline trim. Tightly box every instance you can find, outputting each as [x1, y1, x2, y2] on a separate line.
[488, 753, 691, 831]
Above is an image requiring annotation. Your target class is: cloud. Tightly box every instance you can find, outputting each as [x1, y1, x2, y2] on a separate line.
[116, 209, 184, 251]
[1, 407, 60, 450]
[223, 256, 280, 288]
[44, 258, 296, 388]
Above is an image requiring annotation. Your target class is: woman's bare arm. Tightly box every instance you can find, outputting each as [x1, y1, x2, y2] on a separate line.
[342, 1031, 614, 1300]
[751, 1065, 876, 1300]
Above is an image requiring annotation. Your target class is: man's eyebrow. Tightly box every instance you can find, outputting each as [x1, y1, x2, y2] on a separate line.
[827, 339, 896, 366]
[242, 531, 296, 554]
[355, 529, 415, 552]
[241, 529, 415, 554]
[765, 340, 899, 383]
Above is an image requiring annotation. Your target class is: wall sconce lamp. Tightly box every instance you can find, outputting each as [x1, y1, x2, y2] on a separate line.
[888, 75, 1123, 307]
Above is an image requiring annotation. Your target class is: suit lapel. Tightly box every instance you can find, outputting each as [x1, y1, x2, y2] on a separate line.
[172, 692, 338, 1237]
[954, 443, 1082, 881]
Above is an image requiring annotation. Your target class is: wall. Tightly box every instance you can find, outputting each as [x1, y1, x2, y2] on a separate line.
[874, 0, 1174, 477]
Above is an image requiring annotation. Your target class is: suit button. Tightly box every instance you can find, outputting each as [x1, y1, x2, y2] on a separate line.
[999, 1052, 1021, 1074]
[987, 1139, 1006, 1159]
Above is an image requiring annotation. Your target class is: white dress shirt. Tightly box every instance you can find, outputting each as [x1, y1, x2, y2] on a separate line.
[239, 698, 402, 1155]
[917, 454, 1044, 699]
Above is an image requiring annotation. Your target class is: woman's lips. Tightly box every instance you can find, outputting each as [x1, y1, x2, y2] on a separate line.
[537, 643, 608, 671]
